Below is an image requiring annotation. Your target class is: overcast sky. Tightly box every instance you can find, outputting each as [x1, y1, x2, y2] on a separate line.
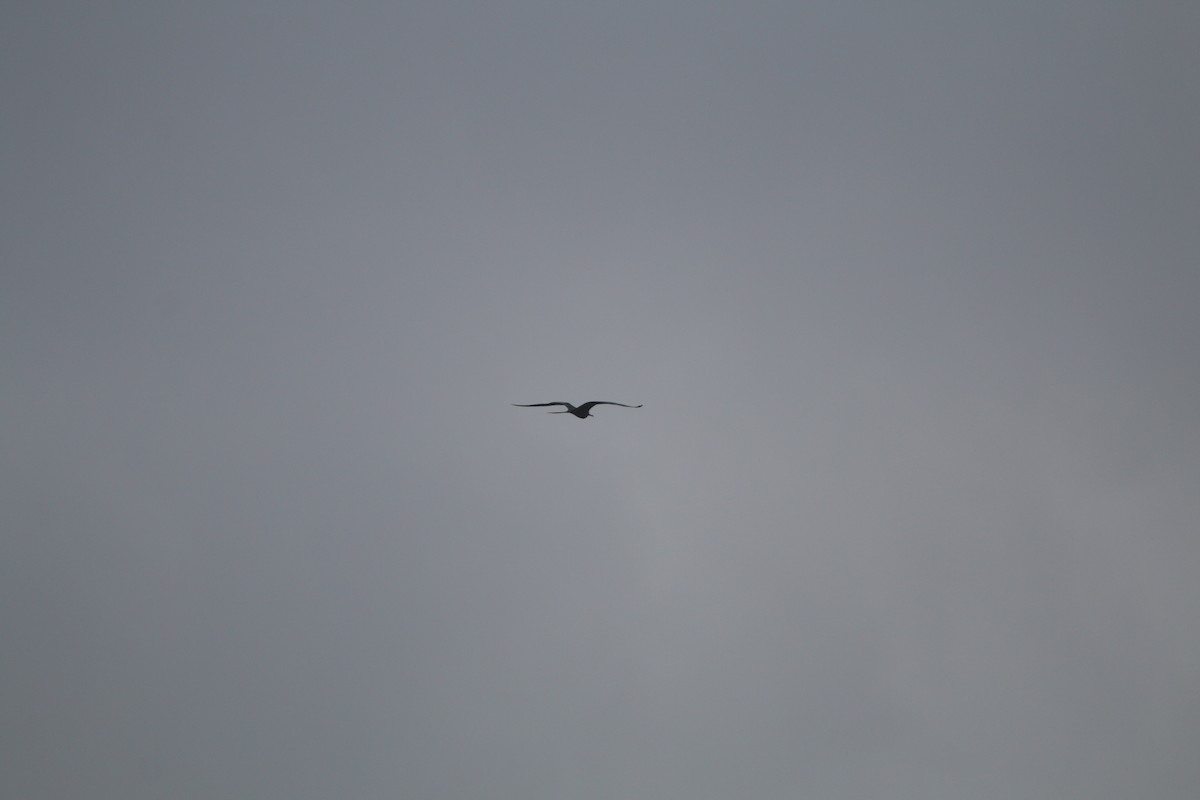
[3, 2, 1198, 798]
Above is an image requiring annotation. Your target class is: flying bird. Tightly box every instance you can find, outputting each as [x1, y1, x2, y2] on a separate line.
[512, 401, 643, 419]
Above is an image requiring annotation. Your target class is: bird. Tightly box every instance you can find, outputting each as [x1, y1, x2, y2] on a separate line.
[512, 401, 643, 419]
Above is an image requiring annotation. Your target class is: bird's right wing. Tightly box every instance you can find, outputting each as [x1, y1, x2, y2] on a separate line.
[512, 402, 571, 408]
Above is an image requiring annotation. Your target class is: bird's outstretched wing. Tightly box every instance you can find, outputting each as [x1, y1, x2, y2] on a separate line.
[512, 402, 572, 408]
[576, 401, 643, 413]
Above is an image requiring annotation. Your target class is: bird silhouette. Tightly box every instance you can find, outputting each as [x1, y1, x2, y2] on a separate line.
[512, 401, 642, 419]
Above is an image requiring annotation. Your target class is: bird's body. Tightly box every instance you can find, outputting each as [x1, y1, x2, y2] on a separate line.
[512, 401, 642, 419]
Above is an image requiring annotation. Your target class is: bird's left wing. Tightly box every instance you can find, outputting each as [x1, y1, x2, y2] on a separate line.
[577, 401, 643, 412]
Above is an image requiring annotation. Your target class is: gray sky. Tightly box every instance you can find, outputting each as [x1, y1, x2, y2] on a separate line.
[3, 2, 1198, 798]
